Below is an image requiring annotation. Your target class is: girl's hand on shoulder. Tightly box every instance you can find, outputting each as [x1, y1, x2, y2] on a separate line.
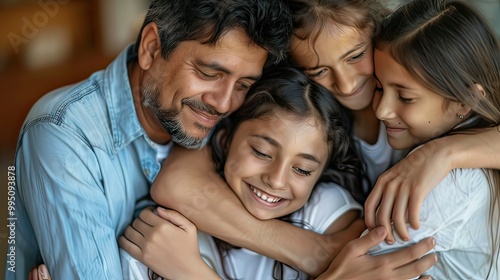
[364, 139, 452, 243]
[119, 207, 206, 279]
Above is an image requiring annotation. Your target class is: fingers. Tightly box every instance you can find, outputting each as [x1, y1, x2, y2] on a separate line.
[380, 237, 436, 268]
[376, 187, 396, 244]
[393, 187, 410, 241]
[29, 264, 50, 280]
[364, 186, 382, 229]
[29, 267, 37, 280]
[365, 170, 396, 230]
[131, 215, 154, 235]
[137, 207, 164, 226]
[38, 264, 50, 280]
[345, 227, 387, 257]
[157, 207, 196, 233]
[121, 208, 196, 253]
[118, 235, 142, 258]
[408, 192, 425, 231]
[392, 253, 437, 279]
[122, 224, 146, 246]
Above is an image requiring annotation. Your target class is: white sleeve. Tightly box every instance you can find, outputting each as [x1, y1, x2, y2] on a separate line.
[295, 182, 363, 234]
[120, 249, 151, 280]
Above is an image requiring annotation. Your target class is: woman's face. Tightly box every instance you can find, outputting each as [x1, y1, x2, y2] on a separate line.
[373, 49, 464, 150]
[290, 24, 376, 111]
[223, 111, 329, 220]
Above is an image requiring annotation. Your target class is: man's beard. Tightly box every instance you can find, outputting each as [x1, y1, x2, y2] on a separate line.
[142, 83, 214, 149]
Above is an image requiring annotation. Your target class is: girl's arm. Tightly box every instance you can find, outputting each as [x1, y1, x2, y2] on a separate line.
[145, 144, 435, 277]
[151, 145, 356, 275]
[365, 126, 500, 243]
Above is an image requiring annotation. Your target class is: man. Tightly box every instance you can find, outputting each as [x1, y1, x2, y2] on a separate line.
[11, 0, 290, 278]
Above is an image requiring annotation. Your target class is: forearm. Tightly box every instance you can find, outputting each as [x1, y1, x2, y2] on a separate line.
[153, 252, 221, 280]
[152, 170, 360, 276]
[441, 126, 500, 170]
[179, 260, 221, 280]
[152, 145, 363, 275]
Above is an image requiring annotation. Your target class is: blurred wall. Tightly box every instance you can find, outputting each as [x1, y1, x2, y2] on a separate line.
[381, 0, 500, 37]
[0, 0, 149, 276]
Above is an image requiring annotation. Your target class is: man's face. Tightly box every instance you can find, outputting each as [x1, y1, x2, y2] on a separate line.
[139, 28, 268, 148]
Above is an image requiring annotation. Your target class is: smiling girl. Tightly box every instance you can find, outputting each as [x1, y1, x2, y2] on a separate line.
[366, 0, 500, 278]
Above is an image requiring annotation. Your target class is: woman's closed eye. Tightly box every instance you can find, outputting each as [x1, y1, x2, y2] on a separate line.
[251, 147, 271, 159]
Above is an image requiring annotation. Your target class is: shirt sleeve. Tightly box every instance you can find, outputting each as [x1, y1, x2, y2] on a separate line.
[297, 182, 363, 234]
[16, 122, 123, 279]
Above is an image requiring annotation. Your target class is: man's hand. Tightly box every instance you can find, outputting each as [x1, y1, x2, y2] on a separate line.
[316, 227, 437, 280]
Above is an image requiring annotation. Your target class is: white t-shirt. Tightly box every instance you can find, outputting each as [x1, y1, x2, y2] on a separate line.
[353, 121, 408, 193]
[152, 141, 173, 163]
[363, 167, 497, 280]
[120, 183, 362, 279]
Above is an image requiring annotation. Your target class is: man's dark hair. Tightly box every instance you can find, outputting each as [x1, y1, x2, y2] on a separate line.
[135, 0, 292, 65]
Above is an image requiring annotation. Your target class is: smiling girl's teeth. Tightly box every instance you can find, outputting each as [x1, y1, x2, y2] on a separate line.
[250, 186, 281, 203]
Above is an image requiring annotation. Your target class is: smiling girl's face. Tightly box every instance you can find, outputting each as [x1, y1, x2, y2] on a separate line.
[373, 48, 467, 150]
[223, 110, 330, 220]
[290, 23, 376, 112]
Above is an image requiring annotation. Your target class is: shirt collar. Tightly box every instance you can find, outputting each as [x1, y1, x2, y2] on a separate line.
[103, 44, 145, 152]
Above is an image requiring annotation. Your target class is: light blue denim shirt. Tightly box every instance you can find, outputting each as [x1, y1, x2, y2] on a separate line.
[7, 45, 162, 279]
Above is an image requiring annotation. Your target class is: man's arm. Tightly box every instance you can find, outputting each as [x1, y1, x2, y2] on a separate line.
[150, 145, 435, 277]
[15, 123, 122, 279]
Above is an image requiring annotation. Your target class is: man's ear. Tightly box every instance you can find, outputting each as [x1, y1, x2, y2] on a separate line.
[138, 22, 162, 71]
